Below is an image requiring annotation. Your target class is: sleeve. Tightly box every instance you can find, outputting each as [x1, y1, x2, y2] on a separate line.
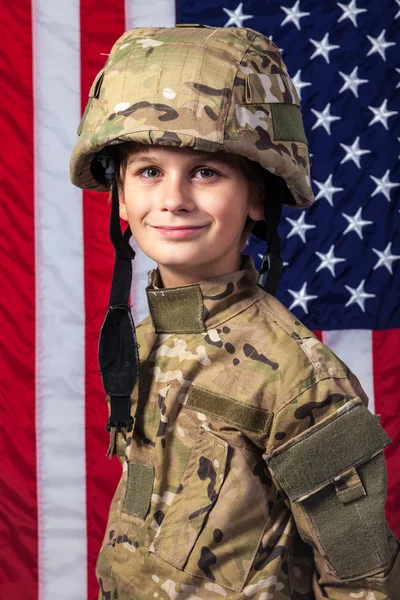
[263, 375, 400, 599]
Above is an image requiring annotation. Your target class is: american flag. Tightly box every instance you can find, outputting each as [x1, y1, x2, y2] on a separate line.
[1, 1, 398, 598]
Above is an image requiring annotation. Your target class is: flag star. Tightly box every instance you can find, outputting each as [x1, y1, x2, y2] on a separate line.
[288, 282, 318, 314]
[338, 66, 368, 98]
[316, 245, 346, 277]
[291, 69, 312, 100]
[397, 68, 400, 89]
[395, 0, 400, 18]
[286, 212, 316, 243]
[370, 169, 399, 202]
[372, 242, 400, 274]
[280, 1, 310, 30]
[223, 3, 253, 27]
[340, 136, 371, 169]
[313, 173, 344, 206]
[368, 98, 398, 130]
[311, 103, 340, 135]
[345, 280, 375, 312]
[366, 29, 395, 61]
[310, 33, 340, 64]
[337, 0, 367, 27]
[342, 207, 373, 239]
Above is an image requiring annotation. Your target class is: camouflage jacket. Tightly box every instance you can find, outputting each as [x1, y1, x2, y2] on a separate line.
[97, 255, 400, 600]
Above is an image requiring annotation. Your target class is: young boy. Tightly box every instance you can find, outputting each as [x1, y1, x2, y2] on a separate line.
[70, 25, 400, 600]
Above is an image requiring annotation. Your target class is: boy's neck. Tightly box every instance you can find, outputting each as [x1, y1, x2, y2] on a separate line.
[157, 256, 244, 289]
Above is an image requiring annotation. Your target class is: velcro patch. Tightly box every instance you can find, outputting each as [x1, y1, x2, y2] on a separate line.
[186, 385, 272, 434]
[123, 461, 154, 519]
[271, 103, 308, 144]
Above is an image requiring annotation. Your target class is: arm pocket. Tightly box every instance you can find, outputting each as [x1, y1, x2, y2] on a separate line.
[266, 403, 392, 580]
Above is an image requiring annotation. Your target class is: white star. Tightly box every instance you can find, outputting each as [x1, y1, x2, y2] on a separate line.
[345, 280, 375, 312]
[223, 3, 253, 27]
[372, 242, 400, 274]
[396, 68, 400, 89]
[316, 245, 346, 277]
[291, 69, 312, 100]
[288, 282, 318, 314]
[286, 212, 316, 243]
[340, 136, 371, 169]
[395, 0, 400, 18]
[368, 99, 398, 130]
[337, 0, 367, 27]
[370, 169, 399, 202]
[310, 33, 340, 64]
[342, 207, 373, 239]
[366, 29, 395, 61]
[313, 173, 344, 206]
[338, 66, 368, 98]
[311, 103, 340, 135]
[280, 1, 310, 30]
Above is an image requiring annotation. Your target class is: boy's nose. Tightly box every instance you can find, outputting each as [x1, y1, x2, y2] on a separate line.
[158, 176, 195, 212]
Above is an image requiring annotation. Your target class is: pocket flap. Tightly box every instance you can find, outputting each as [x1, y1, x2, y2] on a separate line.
[245, 73, 300, 106]
[267, 404, 391, 502]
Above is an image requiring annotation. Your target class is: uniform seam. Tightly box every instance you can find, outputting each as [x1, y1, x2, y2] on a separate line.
[274, 374, 359, 417]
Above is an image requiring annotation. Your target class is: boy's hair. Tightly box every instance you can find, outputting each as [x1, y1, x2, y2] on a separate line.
[110, 142, 266, 242]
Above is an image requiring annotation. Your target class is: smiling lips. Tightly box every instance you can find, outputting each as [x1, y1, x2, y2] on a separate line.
[151, 225, 207, 238]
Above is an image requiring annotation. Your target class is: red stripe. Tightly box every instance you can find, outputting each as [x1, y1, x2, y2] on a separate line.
[80, 3, 126, 598]
[0, 3, 38, 598]
[312, 330, 323, 342]
[372, 329, 400, 540]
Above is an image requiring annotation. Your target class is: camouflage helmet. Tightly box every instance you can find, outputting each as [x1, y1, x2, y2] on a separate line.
[69, 24, 314, 209]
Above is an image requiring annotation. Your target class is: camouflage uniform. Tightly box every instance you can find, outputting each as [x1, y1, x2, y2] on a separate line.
[68, 24, 400, 600]
[96, 254, 399, 599]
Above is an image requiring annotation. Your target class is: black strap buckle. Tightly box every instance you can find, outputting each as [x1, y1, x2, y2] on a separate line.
[106, 416, 134, 433]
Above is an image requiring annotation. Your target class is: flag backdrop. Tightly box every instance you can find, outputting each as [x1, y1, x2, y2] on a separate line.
[1, 0, 399, 598]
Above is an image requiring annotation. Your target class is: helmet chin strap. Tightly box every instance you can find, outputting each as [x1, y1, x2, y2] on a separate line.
[97, 155, 139, 455]
[255, 173, 284, 296]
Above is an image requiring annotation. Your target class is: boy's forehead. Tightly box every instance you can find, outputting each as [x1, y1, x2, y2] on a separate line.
[126, 144, 238, 165]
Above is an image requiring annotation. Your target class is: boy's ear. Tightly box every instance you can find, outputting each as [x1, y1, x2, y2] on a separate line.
[248, 200, 264, 222]
[118, 189, 129, 221]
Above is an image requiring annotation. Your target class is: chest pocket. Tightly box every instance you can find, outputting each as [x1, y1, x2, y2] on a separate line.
[150, 387, 274, 593]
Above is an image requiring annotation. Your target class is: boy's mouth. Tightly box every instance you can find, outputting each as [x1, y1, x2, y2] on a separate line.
[151, 225, 208, 238]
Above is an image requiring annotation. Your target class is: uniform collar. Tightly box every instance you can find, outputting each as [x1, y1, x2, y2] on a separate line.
[146, 254, 263, 333]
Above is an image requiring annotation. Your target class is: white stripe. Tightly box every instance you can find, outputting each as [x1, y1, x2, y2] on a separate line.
[125, 0, 176, 29]
[125, 0, 176, 323]
[32, 1, 87, 598]
[322, 330, 375, 413]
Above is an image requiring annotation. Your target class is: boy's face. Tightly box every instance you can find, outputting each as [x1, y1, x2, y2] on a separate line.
[118, 145, 264, 287]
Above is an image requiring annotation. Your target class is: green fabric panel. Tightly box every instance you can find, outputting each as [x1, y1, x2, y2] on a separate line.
[186, 386, 272, 434]
[146, 284, 205, 333]
[271, 103, 307, 143]
[123, 461, 154, 519]
[304, 453, 390, 579]
[269, 405, 391, 501]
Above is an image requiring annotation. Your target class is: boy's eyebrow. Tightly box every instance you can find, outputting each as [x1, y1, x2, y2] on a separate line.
[127, 153, 232, 167]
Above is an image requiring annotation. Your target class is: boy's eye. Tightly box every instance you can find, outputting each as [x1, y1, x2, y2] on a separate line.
[139, 167, 218, 179]
[195, 168, 216, 179]
[141, 167, 160, 178]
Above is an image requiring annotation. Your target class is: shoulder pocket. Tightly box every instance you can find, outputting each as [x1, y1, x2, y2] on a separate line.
[266, 403, 392, 580]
